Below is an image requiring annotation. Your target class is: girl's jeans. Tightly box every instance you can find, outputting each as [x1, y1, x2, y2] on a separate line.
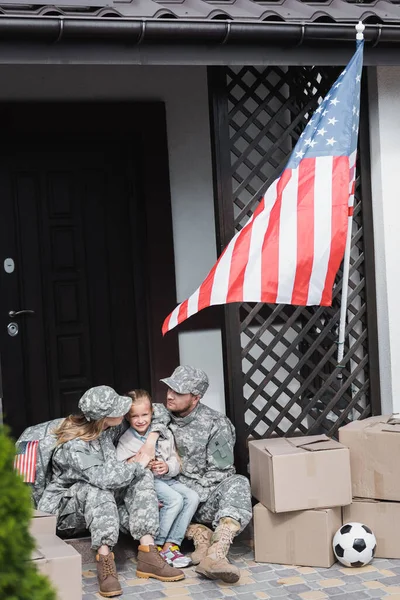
[154, 478, 199, 546]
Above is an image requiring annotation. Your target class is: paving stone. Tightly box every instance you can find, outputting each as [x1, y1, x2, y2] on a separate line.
[278, 570, 305, 578]
[277, 578, 306, 586]
[327, 593, 369, 600]
[359, 574, 385, 581]
[341, 584, 365, 592]
[283, 585, 311, 593]
[137, 592, 166, 600]
[379, 577, 400, 585]
[250, 566, 274, 573]
[365, 590, 387, 598]
[202, 590, 226, 599]
[324, 588, 349, 596]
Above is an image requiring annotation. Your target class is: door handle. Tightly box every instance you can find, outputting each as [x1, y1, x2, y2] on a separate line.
[8, 309, 35, 318]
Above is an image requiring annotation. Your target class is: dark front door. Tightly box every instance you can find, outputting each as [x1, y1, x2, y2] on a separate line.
[0, 141, 151, 437]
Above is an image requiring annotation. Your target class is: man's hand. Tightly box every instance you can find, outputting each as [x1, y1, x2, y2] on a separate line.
[134, 432, 159, 463]
[150, 460, 169, 476]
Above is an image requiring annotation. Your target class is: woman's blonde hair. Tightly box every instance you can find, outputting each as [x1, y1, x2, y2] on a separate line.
[53, 414, 107, 446]
[127, 389, 152, 410]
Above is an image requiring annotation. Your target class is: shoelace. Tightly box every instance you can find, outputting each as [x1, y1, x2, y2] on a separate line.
[193, 529, 211, 546]
[101, 556, 117, 577]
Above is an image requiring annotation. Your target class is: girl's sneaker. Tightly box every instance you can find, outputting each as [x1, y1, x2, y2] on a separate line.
[158, 545, 192, 568]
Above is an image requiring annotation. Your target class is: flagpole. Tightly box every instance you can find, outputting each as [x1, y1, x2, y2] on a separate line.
[336, 21, 364, 379]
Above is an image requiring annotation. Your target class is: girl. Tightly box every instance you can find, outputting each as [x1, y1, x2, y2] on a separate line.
[116, 390, 199, 568]
[38, 385, 184, 598]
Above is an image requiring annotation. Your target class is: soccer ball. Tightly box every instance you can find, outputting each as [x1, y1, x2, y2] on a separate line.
[333, 522, 377, 567]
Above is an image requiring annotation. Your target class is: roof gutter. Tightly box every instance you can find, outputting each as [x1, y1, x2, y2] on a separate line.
[0, 17, 397, 47]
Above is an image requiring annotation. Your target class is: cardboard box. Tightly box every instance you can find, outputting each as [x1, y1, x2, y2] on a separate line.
[30, 510, 57, 536]
[339, 415, 400, 501]
[343, 498, 400, 559]
[31, 534, 82, 600]
[254, 503, 342, 567]
[249, 435, 352, 512]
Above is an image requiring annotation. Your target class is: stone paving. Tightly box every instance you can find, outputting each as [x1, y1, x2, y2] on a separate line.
[81, 540, 400, 600]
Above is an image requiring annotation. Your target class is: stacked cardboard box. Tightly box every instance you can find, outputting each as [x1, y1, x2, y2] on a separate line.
[30, 510, 82, 600]
[249, 434, 352, 567]
[339, 415, 400, 559]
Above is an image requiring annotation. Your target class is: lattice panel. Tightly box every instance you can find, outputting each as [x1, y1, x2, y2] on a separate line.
[225, 65, 373, 439]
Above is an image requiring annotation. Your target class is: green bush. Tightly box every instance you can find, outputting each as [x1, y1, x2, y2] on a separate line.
[0, 427, 56, 600]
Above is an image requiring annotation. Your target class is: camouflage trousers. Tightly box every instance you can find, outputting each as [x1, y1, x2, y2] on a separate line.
[56, 470, 159, 549]
[193, 474, 252, 534]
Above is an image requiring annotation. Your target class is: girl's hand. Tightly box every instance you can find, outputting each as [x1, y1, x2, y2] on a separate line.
[134, 432, 159, 463]
[151, 460, 169, 476]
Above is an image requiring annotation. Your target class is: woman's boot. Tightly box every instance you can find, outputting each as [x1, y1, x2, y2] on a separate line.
[96, 552, 122, 598]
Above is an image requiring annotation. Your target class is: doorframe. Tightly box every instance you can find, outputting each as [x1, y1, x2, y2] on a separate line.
[0, 101, 179, 411]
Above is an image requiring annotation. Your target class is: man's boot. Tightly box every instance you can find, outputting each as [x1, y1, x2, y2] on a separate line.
[96, 552, 122, 598]
[186, 523, 213, 565]
[195, 517, 241, 584]
[136, 544, 185, 581]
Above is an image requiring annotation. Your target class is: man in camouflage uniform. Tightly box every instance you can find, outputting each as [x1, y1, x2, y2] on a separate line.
[19, 386, 184, 598]
[142, 366, 252, 584]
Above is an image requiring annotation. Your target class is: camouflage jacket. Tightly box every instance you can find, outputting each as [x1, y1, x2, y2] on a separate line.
[17, 418, 130, 508]
[151, 403, 236, 502]
[38, 425, 144, 516]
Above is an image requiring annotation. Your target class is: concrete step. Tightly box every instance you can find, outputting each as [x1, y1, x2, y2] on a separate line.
[64, 532, 138, 564]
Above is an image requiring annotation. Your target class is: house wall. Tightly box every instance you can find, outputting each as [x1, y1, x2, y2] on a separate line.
[368, 66, 400, 415]
[0, 65, 226, 413]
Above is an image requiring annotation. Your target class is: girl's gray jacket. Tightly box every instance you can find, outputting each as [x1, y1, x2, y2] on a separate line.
[116, 427, 180, 478]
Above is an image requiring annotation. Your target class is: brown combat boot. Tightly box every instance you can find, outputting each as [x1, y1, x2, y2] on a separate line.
[186, 523, 213, 565]
[136, 544, 185, 581]
[195, 517, 241, 584]
[96, 552, 122, 598]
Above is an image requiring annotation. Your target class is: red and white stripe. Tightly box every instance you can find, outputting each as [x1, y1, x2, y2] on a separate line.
[14, 440, 39, 483]
[163, 154, 353, 335]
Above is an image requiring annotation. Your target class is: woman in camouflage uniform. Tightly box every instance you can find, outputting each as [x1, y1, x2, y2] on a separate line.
[37, 386, 184, 598]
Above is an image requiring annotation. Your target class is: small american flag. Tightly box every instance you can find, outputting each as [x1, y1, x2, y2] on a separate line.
[163, 40, 364, 335]
[14, 440, 39, 483]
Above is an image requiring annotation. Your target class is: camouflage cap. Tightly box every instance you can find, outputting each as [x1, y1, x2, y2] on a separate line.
[78, 385, 132, 422]
[160, 365, 209, 398]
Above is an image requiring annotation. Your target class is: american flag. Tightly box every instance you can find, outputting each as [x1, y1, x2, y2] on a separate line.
[14, 440, 39, 483]
[163, 40, 364, 335]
